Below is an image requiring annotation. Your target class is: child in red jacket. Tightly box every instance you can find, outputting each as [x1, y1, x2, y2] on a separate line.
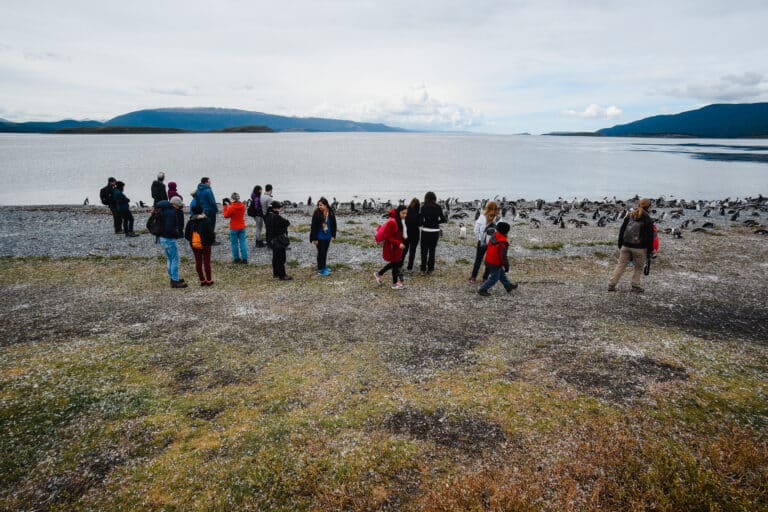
[374, 206, 407, 289]
[478, 221, 517, 296]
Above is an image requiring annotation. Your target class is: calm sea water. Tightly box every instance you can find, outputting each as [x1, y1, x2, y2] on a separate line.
[1, 133, 766, 205]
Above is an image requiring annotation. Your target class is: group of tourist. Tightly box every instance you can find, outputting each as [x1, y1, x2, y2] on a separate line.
[99, 175, 656, 295]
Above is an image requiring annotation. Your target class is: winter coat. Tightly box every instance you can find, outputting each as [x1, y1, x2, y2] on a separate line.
[112, 188, 131, 213]
[617, 211, 654, 252]
[419, 204, 446, 231]
[309, 208, 337, 242]
[261, 192, 274, 215]
[196, 182, 218, 215]
[380, 211, 405, 262]
[405, 206, 421, 239]
[222, 201, 246, 230]
[265, 211, 290, 243]
[151, 180, 168, 205]
[184, 214, 215, 247]
[156, 200, 185, 239]
[485, 231, 510, 271]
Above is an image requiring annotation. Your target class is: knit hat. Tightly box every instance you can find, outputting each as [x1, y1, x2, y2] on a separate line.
[170, 196, 183, 207]
[496, 221, 510, 235]
[271, 201, 281, 210]
[231, 192, 240, 202]
[157, 171, 165, 181]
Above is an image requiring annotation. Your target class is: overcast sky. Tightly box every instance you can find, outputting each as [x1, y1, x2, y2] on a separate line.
[1, 1, 766, 134]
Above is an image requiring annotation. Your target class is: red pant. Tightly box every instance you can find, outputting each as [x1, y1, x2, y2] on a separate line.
[193, 246, 212, 282]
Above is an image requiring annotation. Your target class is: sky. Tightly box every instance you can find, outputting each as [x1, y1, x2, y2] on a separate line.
[1, 0, 766, 134]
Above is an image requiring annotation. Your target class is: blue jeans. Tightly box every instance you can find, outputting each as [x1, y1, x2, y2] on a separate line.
[230, 229, 248, 261]
[159, 237, 180, 281]
[479, 264, 512, 291]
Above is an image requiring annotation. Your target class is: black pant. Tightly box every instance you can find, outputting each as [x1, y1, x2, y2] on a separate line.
[120, 211, 134, 234]
[420, 231, 440, 272]
[316, 239, 331, 270]
[272, 247, 287, 277]
[110, 206, 121, 232]
[471, 242, 490, 279]
[401, 231, 420, 270]
[378, 261, 403, 284]
[205, 211, 217, 241]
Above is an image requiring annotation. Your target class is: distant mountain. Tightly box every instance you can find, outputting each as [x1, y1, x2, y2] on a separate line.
[597, 103, 768, 138]
[0, 107, 407, 133]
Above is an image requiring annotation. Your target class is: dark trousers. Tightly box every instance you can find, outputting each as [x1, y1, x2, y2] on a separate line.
[420, 231, 440, 272]
[401, 232, 420, 271]
[205, 211, 217, 241]
[120, 211, 134, 234]
[471, 242, 489, 279]
[272, 247, 287, 277]
[192, 246, 212, 282]
[316, 239, 331, 270]
[110, 206, 122, 232]
[378, 261, 403, 284]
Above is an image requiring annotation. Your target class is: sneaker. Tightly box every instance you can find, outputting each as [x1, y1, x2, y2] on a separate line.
[279, 275, 293, 281]
[240, 259, 248, 265]
[373, 272, 383, 285]
[205, 280, 214, 286]
[391, 282, 406, 290]
[478, 289, 491, 297]
[504, 283, 518, 293]
[126, 232, 140, 237]
[631, 285, 644, 293]
[323, 266, 332, 274]
[469, 277, 477, 284]
[115, 230, 124, 234]
[607, 284, 616, 292]
[233, 259, 242, 264]
[170, 280, 188, 289]
[200, 281, 207, 286]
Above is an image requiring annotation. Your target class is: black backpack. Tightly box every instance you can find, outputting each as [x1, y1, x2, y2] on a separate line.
[146, 208, 164, 236]
[99, 185, 112, 206]
[623, 217, 643, 246]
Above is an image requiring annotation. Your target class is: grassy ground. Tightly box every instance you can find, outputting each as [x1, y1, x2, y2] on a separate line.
[1, 228, 767, 510]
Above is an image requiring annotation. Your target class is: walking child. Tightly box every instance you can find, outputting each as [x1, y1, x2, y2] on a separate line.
[478, 221, 517, 296]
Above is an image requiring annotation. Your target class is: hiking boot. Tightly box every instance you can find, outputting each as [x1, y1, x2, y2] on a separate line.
[241, 259, 248, 265]
[478, 289, 491, 297]
[631, 285, 644, 293]
[504, 283, 518, 293]
[391, 281, 406, 290]
[607, 284, 616, 292]
[279, 275, 293, 281]
[126, 232, 140, 237]
[233, 259, 242, 264]
[373, 272, 383, 285]
[170, 280, 188, 289]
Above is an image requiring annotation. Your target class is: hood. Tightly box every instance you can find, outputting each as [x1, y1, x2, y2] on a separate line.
[197, 182, 211, 192]
[389, 208, 397, 218]
[168, 181, 177, 190]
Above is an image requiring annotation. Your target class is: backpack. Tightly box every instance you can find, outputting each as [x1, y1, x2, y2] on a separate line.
[247, 201, 257, 218]
[191, 229, 203, 250]
[623, 217, 643, 246]
[146, 208, 164, 236]
[99, 185, 112, 206]
[375, 223, 388, 244]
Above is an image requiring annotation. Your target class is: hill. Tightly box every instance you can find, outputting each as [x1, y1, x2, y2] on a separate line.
[0, 107, 406, 133]
[597, 103, 768, 138]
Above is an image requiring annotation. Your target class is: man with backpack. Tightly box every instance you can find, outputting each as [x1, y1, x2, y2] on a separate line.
[248, 185, 265, 248]
[608, 198, 655, 293]
[99, 177, 121, 234]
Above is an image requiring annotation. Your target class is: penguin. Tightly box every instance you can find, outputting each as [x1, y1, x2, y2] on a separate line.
[139, 200, 147, 208]
[83, 197, 89, 206]
[730, 211, 740, 221]
[703, 208, 712, 218]
[459, 223, 467, 239]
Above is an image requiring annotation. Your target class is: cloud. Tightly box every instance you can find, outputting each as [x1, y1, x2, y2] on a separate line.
[564, 104, 623, 119]
[148, 86, 194, 96]
[311, 85, 481, 130]
[659, 73, 768, 102]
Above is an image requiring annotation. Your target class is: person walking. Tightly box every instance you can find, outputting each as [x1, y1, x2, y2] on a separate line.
[151, 171, 168, 206]
[167, 181, 183, 202]
[265, 201, 292, 280]
[99, 177, 122, 234]
[478, 221, 517, 296]
[402, 197, 421, 274]
[419, 191, 446, 274]
[374, 205, 407, 289]
[309, 197, 337, 275]
[249, 185, 265, 248]
[470, 200, 501, 284]
[157, 196, 187, 288]
[223, 192, 248, 264]
[112, 181, 139, 237]
[608, 198, 655, 293]
[196, 177, 219, 244]
[184, 204, 215, 286]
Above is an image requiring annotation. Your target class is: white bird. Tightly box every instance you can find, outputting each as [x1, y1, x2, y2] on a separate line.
[459, 223, 467, 239]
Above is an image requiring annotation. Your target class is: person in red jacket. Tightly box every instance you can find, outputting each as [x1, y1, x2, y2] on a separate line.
[222, 192, 248, 264]
[374, 205, 407, 289]
[478, 221, 517, 296]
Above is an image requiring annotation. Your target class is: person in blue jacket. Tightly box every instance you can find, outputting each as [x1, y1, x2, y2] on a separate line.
[196, 177, 219, 243]
[156, 196, 188, 288]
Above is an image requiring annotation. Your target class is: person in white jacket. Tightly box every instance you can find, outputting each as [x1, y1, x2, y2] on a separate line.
[470, 200, 501, 284]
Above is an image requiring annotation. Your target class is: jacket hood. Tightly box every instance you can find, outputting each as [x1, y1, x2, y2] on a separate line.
[197, 182, 211, 191]
[389, 208, 397, 218]
[156, 200, 172, 208]
[168, 182, 177, 190]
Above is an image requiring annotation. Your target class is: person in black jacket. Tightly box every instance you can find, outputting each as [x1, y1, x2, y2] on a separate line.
[157, 196, 187, 288]
[112, 181, 139, 237]
[151, 171, 168, 206]
[402, 197, 421, 273]
[265, 201, 292, 281]
[309, 197, 337, 275]
[418, 191, 446, 274]
[184, 204, 216, 286]
[608, 198, 655, 293]
[99, 177, 122, 234]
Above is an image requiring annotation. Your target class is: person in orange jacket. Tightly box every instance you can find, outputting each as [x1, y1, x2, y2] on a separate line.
[222, 192, 248, 264]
